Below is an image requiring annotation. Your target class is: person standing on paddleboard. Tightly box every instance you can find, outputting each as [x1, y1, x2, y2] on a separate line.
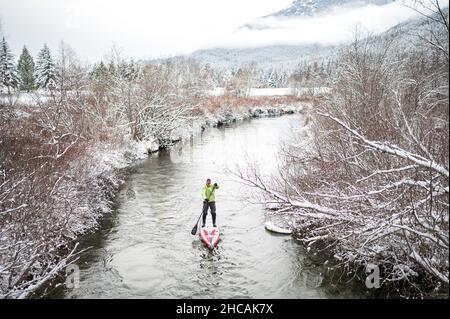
[202, 178, 219, 227]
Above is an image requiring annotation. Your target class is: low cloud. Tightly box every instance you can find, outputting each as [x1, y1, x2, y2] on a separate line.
[204, 1, 442, 49]
[0, 0, 292, 61]
[1, 0, 447, 60]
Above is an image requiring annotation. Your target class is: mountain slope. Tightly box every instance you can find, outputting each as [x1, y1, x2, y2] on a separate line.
[172, 2, 447, 71]
[241, 0, 391, 30]
[188, 44, 336, 70]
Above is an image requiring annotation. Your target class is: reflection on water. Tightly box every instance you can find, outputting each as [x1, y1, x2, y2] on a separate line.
[52, 115, 364, 299]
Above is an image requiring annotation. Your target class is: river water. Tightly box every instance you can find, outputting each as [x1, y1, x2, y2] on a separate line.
[52, 114, 365, 299]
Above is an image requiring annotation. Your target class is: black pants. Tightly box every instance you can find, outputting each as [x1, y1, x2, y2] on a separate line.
[202, 201, 216, 226]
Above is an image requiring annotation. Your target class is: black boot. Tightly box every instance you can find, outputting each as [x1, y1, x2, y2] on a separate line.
[202, 201, 208, 227]
[212, 213, 217, 227]
[211, 202, 217, 227]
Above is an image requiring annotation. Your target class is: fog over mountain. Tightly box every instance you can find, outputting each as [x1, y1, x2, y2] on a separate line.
[241, 0, 391, 30]
[183, 0, 439, 69]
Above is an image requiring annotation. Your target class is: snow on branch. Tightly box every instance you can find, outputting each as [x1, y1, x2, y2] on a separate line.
[317, 112, 449, 178]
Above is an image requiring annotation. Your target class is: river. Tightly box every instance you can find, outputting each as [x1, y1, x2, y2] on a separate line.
[51, 114, 366, 299]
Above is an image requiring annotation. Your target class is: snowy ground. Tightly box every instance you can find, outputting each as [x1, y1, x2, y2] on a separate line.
[2, 88, 328, 107]
[207, 87, 331, 97]
[0, 91, 51, 106]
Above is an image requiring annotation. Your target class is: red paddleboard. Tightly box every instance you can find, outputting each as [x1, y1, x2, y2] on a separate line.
[199, 226, 220, 249]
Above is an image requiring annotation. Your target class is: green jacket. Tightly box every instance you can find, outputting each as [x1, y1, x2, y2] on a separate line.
[202, 184, 219, 202]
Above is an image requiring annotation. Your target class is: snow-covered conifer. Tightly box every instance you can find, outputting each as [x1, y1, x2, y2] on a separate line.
[0, 37, 20, 92]
[34, 44, 56, 90]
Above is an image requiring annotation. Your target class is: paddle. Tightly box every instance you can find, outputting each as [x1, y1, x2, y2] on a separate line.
[191, 210, 203, 235]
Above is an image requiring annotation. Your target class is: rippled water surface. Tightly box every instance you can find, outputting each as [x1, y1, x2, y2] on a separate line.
[54, 115, 364, 299]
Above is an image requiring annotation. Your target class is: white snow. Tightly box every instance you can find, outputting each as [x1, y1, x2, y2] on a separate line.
[265, 221, 293, 234]
[206, 87, 331, 97]
[248, 88, 294, 96]
[0, 91, 51, 106]
[208, 87, 226, 96]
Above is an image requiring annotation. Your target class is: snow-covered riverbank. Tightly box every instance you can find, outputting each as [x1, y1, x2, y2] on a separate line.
[2, 103, 304, 298]
[86, 105, 304, 187]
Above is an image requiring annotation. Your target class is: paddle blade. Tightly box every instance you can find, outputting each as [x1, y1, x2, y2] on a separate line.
[191, 224, 198, 235]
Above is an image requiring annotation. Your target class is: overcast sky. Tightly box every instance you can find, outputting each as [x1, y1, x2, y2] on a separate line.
[0, 0, 446, 62]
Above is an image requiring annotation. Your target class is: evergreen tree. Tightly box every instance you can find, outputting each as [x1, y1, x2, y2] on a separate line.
[34, 44, 56, 90]
[119, 60, 139, 81]
[17, 46, 35, 91]
[90, 61, 109, 80]
[267, 69, 278, 88]
[107, 60, 116, 76]
[0, 37, 20, 93]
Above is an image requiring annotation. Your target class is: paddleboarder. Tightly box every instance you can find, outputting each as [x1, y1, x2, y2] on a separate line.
[201, 178, 219, 227]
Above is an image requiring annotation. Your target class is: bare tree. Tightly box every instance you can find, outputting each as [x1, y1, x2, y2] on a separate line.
[232, 3, 449, 296]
